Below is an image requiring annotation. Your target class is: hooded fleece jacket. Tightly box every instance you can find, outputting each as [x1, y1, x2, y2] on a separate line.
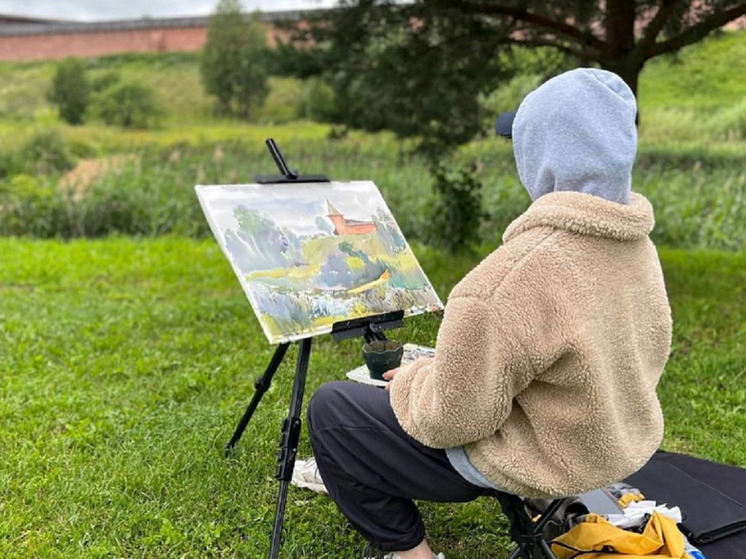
[389, 69, 672, 498]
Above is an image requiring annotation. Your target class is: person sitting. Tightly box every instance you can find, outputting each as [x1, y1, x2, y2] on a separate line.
[306, 68, 673, 559]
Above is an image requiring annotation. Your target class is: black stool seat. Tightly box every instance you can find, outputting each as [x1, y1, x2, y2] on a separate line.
[495, 492, 565, 559]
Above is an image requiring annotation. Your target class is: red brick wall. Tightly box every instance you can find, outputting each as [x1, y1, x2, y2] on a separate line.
[0, 23, 293, 62]
[0, 26, 207, 61]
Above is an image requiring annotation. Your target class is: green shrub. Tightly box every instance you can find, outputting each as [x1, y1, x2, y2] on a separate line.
[255, 76, 340, 124]
[427, 162, 486, 253]
[48, 57, 90, 125]
[300, 77, 337, 122]
[91, 82, 162, 129]
[0, 174, 69, 237]
[0, 138, 744, 253]
[255, 77, 302, 124]
[20, 128, 75, 175]
[0, 149, 22, 179]
[58, 153, 211, 238]
[90, 71, 121, 93]
[66, 137, 98, 159]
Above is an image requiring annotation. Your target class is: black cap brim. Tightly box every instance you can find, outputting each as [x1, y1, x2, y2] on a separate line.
[495, 111, 516, 138]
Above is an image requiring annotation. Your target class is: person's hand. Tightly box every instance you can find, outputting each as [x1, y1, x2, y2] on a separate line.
[382, 368, 399, 392]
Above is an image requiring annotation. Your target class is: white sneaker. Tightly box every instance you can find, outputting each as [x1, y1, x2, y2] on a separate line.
[291, 456, 328, 494]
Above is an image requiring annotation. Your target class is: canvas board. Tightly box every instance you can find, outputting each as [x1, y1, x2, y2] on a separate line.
[196, 181, 444, 344]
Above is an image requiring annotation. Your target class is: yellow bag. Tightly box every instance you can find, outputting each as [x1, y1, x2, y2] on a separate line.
[551, 511, 688, 559]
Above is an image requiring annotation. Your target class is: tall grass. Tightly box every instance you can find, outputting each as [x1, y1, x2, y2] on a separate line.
[2, 134, 743, 251]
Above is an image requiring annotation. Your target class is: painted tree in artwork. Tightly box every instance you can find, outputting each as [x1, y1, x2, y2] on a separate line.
[315, 216, 334, 235]
[374, 210, 407, 254]
[229, 207, 303, 271]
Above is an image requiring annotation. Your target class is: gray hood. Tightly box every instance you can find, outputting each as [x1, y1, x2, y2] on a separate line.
[512, 68, 637, 205]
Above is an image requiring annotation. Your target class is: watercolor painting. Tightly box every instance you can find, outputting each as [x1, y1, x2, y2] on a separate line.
[196, 181, 444, 344]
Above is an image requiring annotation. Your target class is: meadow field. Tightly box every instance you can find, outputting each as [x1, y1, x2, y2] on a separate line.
[0, 29, 744, 559]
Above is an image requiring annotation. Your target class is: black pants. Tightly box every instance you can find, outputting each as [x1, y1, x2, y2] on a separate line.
[307, 381, 491, 552]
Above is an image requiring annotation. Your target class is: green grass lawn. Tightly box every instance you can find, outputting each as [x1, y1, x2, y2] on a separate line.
[1, 238, 743, 558]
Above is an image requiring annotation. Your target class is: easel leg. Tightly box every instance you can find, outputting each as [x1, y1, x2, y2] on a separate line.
[539, 539, 557, 558]
[225, 343, 290, 456]
[269, 337, 312, 559]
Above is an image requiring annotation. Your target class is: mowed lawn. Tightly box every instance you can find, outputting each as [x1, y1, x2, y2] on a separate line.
[0, 237, 744, 558]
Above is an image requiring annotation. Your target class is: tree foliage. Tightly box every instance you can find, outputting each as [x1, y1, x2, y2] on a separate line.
[289, 1, 745, 252]
[91, 82, 162, 129]
[200, 0, 270, 119]
[297, 0, 746, 141]
[48, 57, 90, 125]
[427, 162, 487, 253]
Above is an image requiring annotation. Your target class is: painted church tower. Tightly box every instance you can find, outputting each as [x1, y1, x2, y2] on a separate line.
[326, 200, 376, 236]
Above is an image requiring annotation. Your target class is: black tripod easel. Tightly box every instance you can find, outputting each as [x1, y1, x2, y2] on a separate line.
[224, 139, 405, 559]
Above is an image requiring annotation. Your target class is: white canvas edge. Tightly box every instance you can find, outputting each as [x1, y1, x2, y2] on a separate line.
[195, 183, 284, 345]
[195, 181, 445, 345]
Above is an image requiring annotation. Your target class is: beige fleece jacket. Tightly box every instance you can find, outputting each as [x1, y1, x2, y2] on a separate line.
[390, 191, 672, 498]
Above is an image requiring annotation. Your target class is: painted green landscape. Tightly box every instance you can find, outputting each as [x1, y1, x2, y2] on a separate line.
[246, 230, 442, 342]
[197, 181, 442, 343]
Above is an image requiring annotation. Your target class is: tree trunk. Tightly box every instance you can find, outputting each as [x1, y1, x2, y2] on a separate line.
[605, 1, 635, 57]
[604, 0, 640, 96]
[602, 1, 643, 123]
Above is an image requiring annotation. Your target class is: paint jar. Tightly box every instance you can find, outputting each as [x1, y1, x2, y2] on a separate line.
[362, 340, 403, 382]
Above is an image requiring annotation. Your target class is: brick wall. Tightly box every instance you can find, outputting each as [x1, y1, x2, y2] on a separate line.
[0, 26, 207, 61]
[0, 12, 307, 62]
